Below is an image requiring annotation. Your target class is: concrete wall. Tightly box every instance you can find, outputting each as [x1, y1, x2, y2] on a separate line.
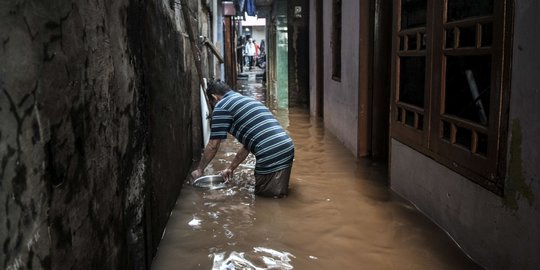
[213, 0, 225, 81]
[142, 0, 197, 264]
[321, 0, 360, 156]
[287, 0, 310, 107]
[0, 0, 201, 269]
[274, 0, 289, 109]
[308, 0, 318, 117]
[390, 1, 540, 269]
[250, 26, 266, 45]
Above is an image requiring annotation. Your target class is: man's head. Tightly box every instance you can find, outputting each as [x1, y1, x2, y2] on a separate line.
[206, 80, 231, 107]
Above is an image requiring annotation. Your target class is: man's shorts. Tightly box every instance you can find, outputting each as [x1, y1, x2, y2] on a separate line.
[254, 166, 292, 197]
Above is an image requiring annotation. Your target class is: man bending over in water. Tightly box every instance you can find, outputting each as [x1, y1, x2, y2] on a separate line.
[191, 80, 294, 197]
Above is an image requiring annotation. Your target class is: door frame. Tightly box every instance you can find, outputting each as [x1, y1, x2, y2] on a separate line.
[357, 0, 392, 160]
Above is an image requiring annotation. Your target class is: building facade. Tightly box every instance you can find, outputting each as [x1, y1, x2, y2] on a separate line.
[308, 0, 540, 268]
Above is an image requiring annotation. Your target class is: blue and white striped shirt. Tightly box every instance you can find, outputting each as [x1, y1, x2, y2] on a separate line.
[210, 91, 294, 174]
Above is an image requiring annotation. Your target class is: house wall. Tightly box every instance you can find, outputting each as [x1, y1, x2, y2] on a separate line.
[275, 0, 289, 109]
[251, 25, 266, 45]
[308, 0, 318, 116]
[213, 0, 224, 80]
[320, 0, 361, 156]
[390, 1, 540, 269]
[0, 0, 204, 268]
[287, 0, 310, 107]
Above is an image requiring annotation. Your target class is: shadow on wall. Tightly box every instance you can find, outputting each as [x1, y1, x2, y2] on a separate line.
[0, 0, 197, 269]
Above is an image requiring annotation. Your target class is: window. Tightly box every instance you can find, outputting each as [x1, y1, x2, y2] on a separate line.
[332, 0, 342, 80]
[391, 0, 513, 195]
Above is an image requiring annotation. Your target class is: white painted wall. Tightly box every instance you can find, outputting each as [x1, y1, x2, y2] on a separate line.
[319, 0, 360, 157]
[390, 1, 540, 269]
[241, 15, 266, 46]
[251, 25, 266, 47]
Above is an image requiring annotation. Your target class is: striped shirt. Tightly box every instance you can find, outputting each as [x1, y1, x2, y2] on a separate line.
[210, 91, 294, 174]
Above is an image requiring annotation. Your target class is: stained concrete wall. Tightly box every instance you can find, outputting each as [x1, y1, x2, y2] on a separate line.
[390, 1, 540, 269]
[0, 0, 201, 269]
[308, 0, 318, 117]
[271, 0, 289, 109]
[213, 0, 225, 81]
[142, 0, 197, 264]
[320, 0, 360, 156]
[287, 0, 310, 107]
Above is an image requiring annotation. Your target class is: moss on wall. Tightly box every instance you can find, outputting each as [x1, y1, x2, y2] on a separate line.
[504, 119, 534, 210]
[0, 0, 198, 269]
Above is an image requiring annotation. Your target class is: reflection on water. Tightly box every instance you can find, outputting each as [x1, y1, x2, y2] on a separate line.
[152, 82, 481, 270]
[212, 247, 295, 270]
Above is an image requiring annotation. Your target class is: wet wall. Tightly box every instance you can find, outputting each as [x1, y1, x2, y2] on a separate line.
[287, 0, 310, 107]
[390, 1, 540, 269]
[139, 0, 195, 266]
[0, 0, 197, 269]
[275, 0, 289, 109]
[319, 0, 361, 156]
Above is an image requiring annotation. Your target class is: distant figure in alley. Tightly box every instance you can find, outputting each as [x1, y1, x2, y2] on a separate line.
[191, 80, 295, 197]
[244, 37, 256, 70]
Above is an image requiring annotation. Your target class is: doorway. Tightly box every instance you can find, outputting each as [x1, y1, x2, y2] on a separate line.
[358, 0, 392, 160]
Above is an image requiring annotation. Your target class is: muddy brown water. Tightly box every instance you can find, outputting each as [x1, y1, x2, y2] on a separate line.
[151, 81, 481, 270]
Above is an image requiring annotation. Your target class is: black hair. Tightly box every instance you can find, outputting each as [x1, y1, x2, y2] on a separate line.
[206, 80, 231, 102]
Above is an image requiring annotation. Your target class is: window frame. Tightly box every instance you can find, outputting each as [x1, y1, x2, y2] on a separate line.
[390, 0, 513, 195]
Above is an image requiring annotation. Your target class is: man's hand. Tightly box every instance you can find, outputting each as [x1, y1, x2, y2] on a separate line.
[220, 168, 233, 182]
[191, 169, 203, 184]
[220, 146, 250, 182]
[189, 139, 221, 184]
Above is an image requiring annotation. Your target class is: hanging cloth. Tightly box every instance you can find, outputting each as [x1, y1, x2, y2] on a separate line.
[235, 0, 246, 15]
[245, 0, 256, 16]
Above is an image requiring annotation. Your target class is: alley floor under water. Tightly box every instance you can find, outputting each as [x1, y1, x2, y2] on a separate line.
[151, 76, 482, 270]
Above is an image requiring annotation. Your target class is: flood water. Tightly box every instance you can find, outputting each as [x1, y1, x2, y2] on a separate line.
[151, 77, 482, 270]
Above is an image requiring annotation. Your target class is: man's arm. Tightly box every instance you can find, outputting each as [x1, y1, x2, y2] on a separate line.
[191, 139, 221, 181]
[221, 146, 250, 181]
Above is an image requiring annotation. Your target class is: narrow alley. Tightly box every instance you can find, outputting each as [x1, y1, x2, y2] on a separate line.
[2, 1, 540, 269]
[151, 75, 481, 269]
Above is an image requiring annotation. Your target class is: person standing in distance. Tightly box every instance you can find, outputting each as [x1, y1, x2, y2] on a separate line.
[191, 80, 295, 197]
[253, 40, 260, 66]
[244, 38, 256, 70]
